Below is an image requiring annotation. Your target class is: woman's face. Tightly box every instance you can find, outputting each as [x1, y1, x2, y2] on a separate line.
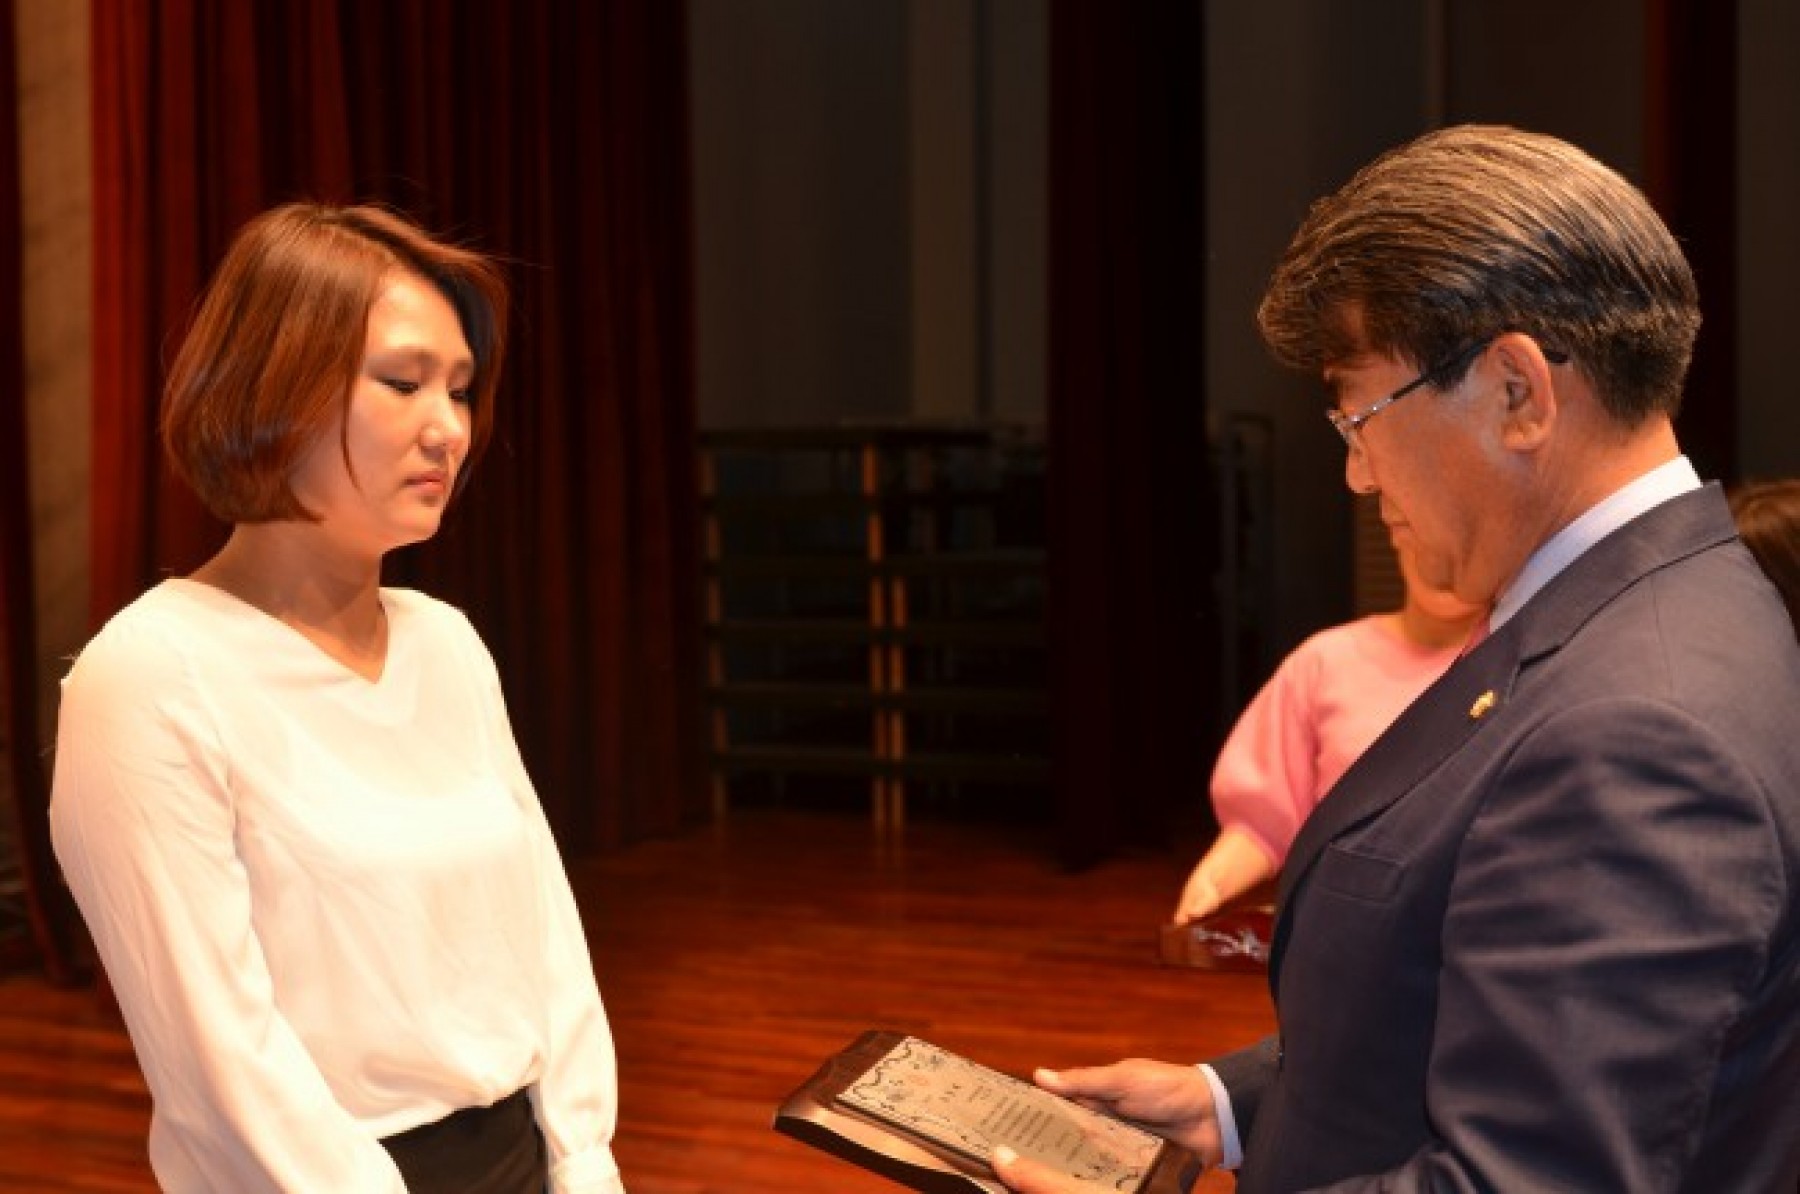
[290, 271, 475, 557]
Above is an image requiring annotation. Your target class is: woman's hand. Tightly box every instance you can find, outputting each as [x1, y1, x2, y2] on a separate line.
[1172, 868, 1221, 925]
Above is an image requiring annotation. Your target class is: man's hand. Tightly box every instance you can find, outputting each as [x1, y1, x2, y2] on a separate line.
[988, 1059, 1223, 1192]
[989, 1144, 1089, 1193]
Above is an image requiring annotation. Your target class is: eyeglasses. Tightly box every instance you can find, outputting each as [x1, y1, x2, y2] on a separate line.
[1326, 337, 1572, 453]
[1326, 337, 1495, 453]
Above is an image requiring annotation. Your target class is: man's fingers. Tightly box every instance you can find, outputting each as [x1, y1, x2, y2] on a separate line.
[1035, 1063, 1128, 1104]
[991, 1145, 1079, 1194]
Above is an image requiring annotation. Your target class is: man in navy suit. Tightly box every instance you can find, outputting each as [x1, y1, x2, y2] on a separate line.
[996, 125, 1800, 1192]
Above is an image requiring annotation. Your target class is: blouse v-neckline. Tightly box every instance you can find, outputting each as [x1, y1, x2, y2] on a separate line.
[167, 577, 398, 687]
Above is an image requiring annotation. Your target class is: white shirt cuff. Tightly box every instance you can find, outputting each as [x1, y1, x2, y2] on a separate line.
[550, 1147, 625, 1193]
[1196, 1063, 1243, 1170]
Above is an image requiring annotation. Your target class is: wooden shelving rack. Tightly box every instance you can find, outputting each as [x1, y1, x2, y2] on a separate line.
[700, 424, 1048, 830]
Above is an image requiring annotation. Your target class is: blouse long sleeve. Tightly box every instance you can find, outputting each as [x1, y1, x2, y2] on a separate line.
[50, 619, 409, 1193]
[467, 630, 625, 1194]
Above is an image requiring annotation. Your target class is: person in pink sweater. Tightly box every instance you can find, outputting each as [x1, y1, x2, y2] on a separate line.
[1173, 540, 1484, 925]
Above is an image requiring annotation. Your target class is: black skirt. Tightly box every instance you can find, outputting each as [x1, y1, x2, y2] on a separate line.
[379, 1088, 547, 1194]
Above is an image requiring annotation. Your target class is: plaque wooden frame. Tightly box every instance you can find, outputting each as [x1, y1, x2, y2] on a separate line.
[1156, 904, 1275, 973]
[773, 1029, 1203, 1194]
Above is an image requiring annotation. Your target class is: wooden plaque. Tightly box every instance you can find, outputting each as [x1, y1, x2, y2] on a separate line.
[1157, 905, 1275, 973]
[774, 1030, 1202, 1194]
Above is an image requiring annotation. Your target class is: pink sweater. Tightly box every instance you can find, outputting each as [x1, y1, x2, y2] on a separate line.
[1211, 615, 1461, 869]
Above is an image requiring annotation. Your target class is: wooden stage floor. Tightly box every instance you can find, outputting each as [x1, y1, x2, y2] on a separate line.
[0, 811, 1274, 1192]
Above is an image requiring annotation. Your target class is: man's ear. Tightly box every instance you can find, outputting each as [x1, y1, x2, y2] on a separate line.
[1490, 333, 1557, 452]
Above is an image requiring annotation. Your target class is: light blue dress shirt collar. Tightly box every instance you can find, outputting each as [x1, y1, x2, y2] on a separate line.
[1489, 455, 1702, 632]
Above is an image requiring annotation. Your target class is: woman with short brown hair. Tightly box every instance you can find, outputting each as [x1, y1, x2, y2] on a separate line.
[52, 202, 625, 1194]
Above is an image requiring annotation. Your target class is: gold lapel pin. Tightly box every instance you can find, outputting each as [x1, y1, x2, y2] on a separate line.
[1469, 690, 1498, 719]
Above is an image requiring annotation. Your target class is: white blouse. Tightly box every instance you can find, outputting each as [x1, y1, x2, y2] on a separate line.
[50, 580, 625, 1193]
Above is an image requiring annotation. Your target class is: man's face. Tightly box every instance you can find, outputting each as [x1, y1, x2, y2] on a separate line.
[1324, 344, 1510, 609]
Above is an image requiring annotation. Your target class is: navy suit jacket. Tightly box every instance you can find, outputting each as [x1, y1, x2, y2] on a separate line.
[1212, 485, 1800, 1192]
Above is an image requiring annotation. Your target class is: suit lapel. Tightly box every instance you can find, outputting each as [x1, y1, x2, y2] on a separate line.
[1265, 484, 1741, 995]
[1267, 631, 1520, 989]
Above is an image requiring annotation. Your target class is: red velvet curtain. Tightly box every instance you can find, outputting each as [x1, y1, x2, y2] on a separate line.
[91, 0, 704, 856]
[1645, 0, 1737, 483]
[1046, 4, 1216, 868]
[1, 0, 80, 981]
